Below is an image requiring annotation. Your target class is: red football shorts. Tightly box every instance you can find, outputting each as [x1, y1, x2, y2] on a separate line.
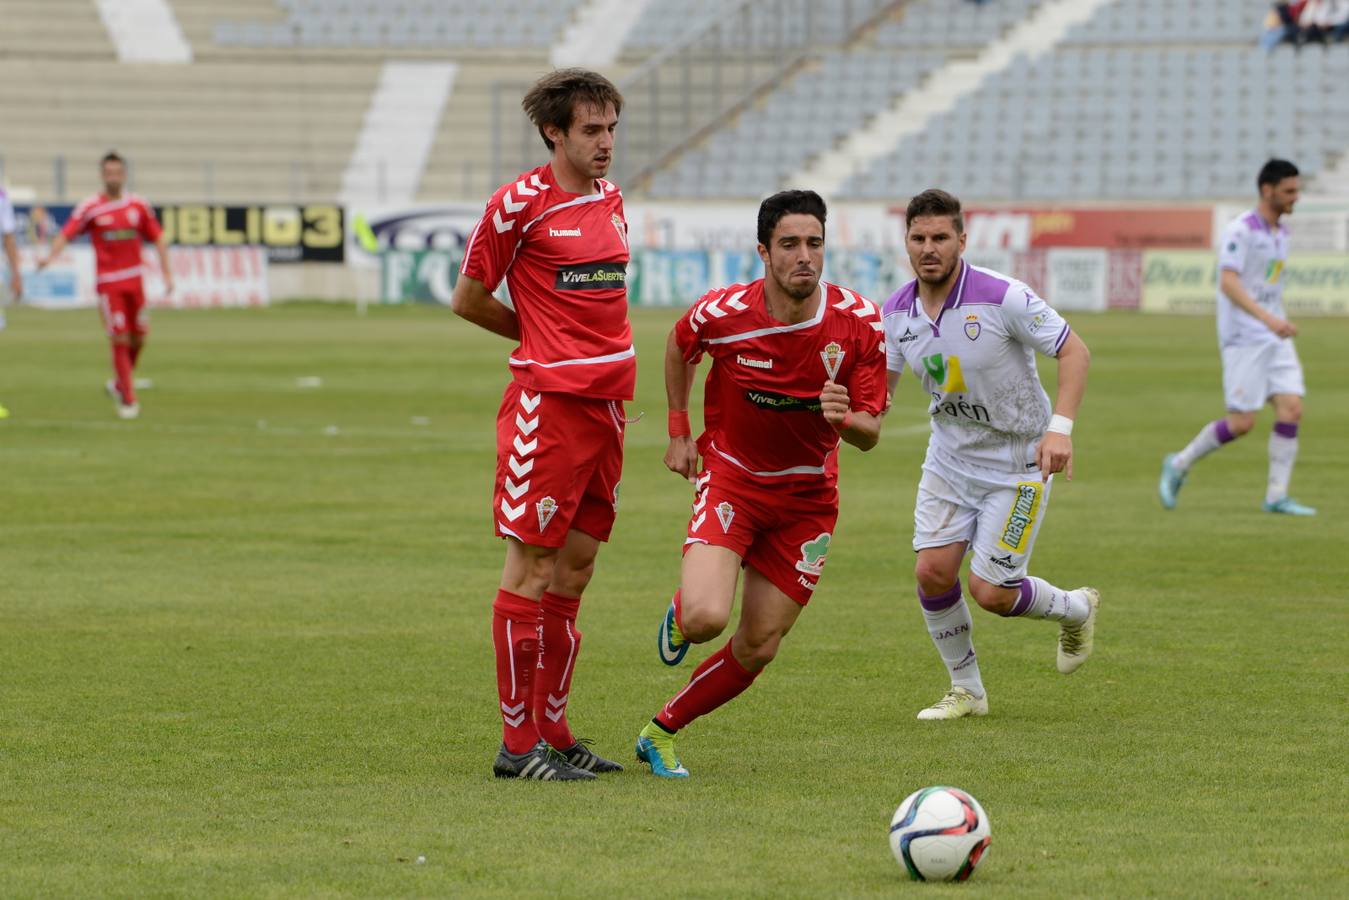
[492, 382, 626, 549]
[98, 283, 148, 337]
[682, 468, 839, 605]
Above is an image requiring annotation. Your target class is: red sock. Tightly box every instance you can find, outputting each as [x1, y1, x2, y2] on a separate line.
[492, 589, 542, 754]
[533, 591, 582, 749]
[129, 342, 143, 368]
[111, 343, 135, 404]
[655, 639, 761, 732]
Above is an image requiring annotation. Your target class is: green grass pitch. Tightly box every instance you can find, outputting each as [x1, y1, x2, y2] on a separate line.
[2, 304, 1346, 897]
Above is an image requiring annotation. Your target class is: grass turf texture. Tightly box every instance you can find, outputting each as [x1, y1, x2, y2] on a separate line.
[2, 304, 1346, 898]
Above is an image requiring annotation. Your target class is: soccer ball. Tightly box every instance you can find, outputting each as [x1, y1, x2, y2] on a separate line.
[888, 786, 992, 882]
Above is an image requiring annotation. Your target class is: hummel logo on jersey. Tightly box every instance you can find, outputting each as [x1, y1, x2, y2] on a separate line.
[736, 355, 773, 370]
[549, 227, 582, 238]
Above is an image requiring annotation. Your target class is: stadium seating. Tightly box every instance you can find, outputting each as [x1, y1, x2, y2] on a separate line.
[832, 0, 1349, 201]
[213, 0, 587, 50]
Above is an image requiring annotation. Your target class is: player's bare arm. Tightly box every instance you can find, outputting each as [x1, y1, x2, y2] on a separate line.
[449, 274, 521, 341]
[821, 380, 881, 451]
[884, 369, 902, 416]
[1220, 268, 1295, 338]
[663, 327, 699, 482]
[155, 234, 175, 295]
[3, 233, 20, 300]
[37, 233, 69, 270]
[1037, 331, 1090, 482]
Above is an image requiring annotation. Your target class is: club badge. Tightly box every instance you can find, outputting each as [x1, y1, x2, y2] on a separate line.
[964, 314, 981, 341]
[715, 501, 735, 533]
[536, 496, 558, 532]
[820, 341, 845, 381]
[611, 213, 628, 250]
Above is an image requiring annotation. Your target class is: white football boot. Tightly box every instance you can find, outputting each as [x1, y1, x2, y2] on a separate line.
[1057, 588, 1100, 674]
[916, 686, 988, 720]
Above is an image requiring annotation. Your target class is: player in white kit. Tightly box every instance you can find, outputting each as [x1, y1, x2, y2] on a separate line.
[1159, 159, 1313, 515]
[0, 187, 22, 418]
[882, 189, 1099, 720]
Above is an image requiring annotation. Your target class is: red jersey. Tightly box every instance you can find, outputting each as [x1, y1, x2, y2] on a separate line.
[460, 163, 634, 401]
[674, 279, 888, 488]
[61, 193, 162, 289]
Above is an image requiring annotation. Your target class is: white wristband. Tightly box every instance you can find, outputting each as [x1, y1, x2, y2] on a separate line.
[1047, 414, 1074, 436]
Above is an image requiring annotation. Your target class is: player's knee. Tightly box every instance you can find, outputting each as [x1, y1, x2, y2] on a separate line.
[735, 631, 782, 670]
[551, 559, 595, 597]
[1274, 397, 1302, 423]
[914, 560, 959, 597]
[1227, 412, 1256, 436]
[969, 579, 1017, 615]
[679, 596, 731, 643]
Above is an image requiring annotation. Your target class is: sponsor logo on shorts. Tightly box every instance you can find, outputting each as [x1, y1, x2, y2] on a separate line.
[997, 482, 1042, 554]
[536, 496, 558, 532]
[989, 553, 1016, 570]
[794, 532, 831, 576]
[744, 389, 821, 413]
[736, 355, 773, 370]
[797, 575, 817, 592]
[715, 501, 735, 533]
[555, 262, 626, 290]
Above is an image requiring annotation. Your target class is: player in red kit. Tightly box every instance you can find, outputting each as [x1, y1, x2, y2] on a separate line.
[451, 69, 630, 781]
[635, 190, 889, 778]
[39, 152, 173, 419]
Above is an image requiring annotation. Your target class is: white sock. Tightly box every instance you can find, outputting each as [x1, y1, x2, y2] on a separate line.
[1174, 419, 1237, 472]
[1009, 577, 1090, 625]
[1266, 424, 1299, 504]
[919, 585, 984, 696]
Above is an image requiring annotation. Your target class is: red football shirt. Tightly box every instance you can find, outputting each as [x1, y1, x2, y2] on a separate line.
[460, 163, 634, 401]
[61, 193, 162, 289]
[674, 279, 888, 488]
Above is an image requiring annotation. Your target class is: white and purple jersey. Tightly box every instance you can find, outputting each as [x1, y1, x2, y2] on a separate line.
[0, 188, 15, 235]
[1216, 209, 1288, 348]
[883, 262, 1071, 475]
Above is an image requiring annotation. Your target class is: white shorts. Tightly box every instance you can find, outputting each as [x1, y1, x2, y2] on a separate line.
[912, 455, 1052, 587]
[1221, 340, 1304, 413]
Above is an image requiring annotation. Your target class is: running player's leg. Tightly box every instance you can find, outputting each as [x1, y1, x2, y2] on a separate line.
[967, 478, 1099, 674]
[100, 290, 137, 411]
[1162, 344, 1261, 506]
[1264, 342, 1313, 514]
[128, 285, 148, 369]
[911, 465, 985, 718]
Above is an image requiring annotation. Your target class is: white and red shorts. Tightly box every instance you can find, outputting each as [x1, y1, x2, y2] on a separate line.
[98, 282, 148, 337]
[492, 382, 626, 549]
[683, 468, 839, 606]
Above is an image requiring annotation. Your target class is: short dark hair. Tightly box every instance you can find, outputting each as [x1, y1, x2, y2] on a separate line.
[1258, 158, 1299, 190]
[101, 151, 125, 168]
[521, 69, 623, 152]
[906, 189, 964, 233]
[757, 190, 827, 247]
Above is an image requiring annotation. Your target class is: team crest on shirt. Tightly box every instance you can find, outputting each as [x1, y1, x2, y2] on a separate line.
[128, 208, 140, 227]
[794, 532, 831, 576]
[536, 496, 558, 532]
[610, 213, 628, 249]
[820, 341, 845, 380]
[715, 501, 735, 533]
[963, 314, 981, 341]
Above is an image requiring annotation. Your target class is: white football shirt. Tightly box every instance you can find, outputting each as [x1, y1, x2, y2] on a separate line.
[883, 262, 1071, 475]
[1216, 209, 1288, 348]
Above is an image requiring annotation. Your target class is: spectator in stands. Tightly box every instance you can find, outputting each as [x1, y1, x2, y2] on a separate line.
[1261, 1, 1306, 50]
[1300, 0, 1349, 42]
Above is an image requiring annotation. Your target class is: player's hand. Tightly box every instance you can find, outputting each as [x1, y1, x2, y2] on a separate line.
[163, 274, 176, 296]
[664, 435, 700, 483]
[1264, 315, 1296, 338]
[1037, 432, 1073, 482]
[820, 380, 851, 426]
